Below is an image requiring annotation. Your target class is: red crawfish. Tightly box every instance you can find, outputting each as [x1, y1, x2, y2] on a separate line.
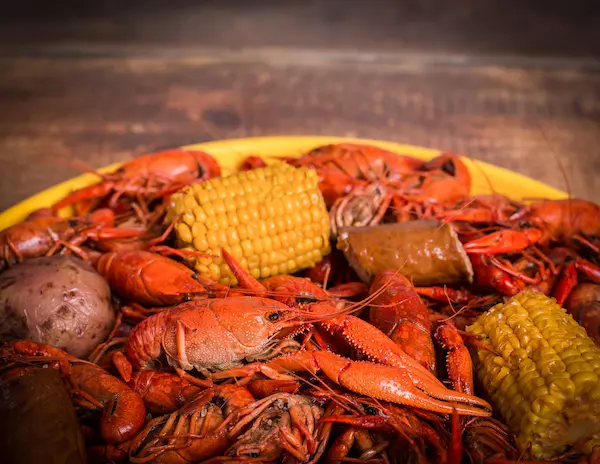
[0, 209, 142, 271]
[368, 271, 437, 374]
[52, 149, 222, 215]
[96, 249, 234, 307]
[290, 143, 425, 207]
[213, 250, 491, 416]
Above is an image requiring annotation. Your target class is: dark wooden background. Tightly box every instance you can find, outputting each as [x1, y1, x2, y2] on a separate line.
[1, 0, 599, 212]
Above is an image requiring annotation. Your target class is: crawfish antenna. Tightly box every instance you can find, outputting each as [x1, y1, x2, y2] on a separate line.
[535, 120, 577, 239]
[47, 157, 107, 180]
[469, 153, 499, 200]
[536, 120, 572, 200]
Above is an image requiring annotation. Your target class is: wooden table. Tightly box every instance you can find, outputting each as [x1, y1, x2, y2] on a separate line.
[1, 0, 599, 212]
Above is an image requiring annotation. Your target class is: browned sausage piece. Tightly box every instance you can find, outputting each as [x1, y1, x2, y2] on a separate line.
[336, 220, 473, 286]
[0, 366, 88, 464]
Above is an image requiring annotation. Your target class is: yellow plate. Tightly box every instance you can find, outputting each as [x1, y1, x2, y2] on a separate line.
[0, 135, 568, 231]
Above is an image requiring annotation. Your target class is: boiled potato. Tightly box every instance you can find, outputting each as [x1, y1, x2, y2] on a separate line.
[0, 255, 115, 358]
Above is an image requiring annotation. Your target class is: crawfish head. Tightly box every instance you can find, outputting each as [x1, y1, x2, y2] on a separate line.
[511, 199, 600, 244]
[127, 297, 312, 372]
[227, 408, 292, 460]
[330, 183, 391, 234]
[227, 394, 323, 461]
[203, 297, 311, 346]
[131, 402, 228, 463]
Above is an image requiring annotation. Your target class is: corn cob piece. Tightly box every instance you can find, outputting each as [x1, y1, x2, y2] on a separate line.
[166, 162, 331, 285]
[467, 290, 600, 459]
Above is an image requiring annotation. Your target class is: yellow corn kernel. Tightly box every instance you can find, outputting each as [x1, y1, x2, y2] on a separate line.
[193, 236, 209, 252]
[176, 223, 193, 244]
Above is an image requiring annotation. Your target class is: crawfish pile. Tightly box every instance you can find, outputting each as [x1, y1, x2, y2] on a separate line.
[1, 143, 600, 464]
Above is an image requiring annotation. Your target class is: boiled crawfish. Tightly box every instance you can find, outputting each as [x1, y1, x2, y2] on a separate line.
[0, 209, 141, 271]
[368, 271, 437, 374]
[124, 296, 305, 373]
[510, 198, 600, 249]
[290, 143, 425, 207]
[327, 152, 472, 229]
[126, 385, 255, 464]
[52, 149, 221, 215]
[213, 251, 491, 415]
[97, 249, 232, 307]
[226, 393, 323, 462]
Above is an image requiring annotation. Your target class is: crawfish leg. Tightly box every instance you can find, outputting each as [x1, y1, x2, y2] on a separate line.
[45, 239, 89, 260]
[415, 286, 474, 305]
[575, 259, 600, 284]
[325, 427, 360, 463]
[490, 257, 539, 284]
[309, 402, 345, 464]
[355, 429, 389, 461]
[112, 351, 133, 383]
[552, 261, 579, 307]
[71, 388, 104, 410]
[175, 368, 214, 388]
[88, 311, 124, 362]
[447, 408, 463, 464]
[325, 427, 387, 463]
[435, 323, 474, 396]
[246, 379, 300, 398]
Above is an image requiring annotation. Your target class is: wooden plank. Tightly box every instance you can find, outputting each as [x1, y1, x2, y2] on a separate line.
[0, 55, 598, 211]
[1, 0, 599, 58]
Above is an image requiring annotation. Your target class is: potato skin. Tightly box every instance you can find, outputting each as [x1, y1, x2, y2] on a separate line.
[0, 256, 114, 358]
[0, 366, 88, 464]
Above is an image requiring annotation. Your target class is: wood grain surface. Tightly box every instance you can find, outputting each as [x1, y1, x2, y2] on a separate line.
[2, 0, 599, 58]
[0, 0, 599, 211]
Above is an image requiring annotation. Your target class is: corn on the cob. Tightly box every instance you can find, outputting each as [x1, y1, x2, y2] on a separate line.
[467, 290, 600, 459]
[166, 162, 331, 285]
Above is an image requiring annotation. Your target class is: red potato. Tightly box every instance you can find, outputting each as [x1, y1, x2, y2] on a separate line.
[0, 255, 115, 358]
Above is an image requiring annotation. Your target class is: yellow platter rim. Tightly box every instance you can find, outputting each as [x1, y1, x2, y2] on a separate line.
[0, 135, 568, 231]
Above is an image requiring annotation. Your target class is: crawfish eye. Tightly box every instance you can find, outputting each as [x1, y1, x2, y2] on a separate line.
[248, 452, 260, 458]
[267, 312, 280, 322]
[296, 296, 318, 305]
[440, 159, 456, 176]
[365, 406, 379, 415]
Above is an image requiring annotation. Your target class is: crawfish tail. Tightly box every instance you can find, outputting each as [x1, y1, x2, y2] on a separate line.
[125, 311, 170, 370]
[69, 363, 146, 444]
[128, 370, 204, 415]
